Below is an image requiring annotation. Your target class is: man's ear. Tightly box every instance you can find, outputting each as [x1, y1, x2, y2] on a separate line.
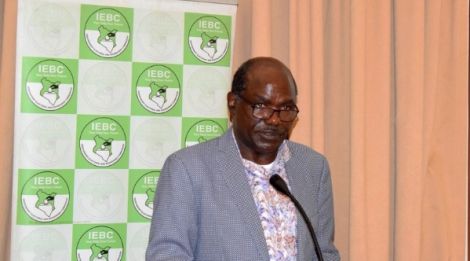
[227, 92, 236, 109]
[227, 92, 237, 122]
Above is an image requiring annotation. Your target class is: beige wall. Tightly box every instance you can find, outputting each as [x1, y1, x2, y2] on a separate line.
[233, 1, 468, 260]
[0, 0, 4, 58]
[1, 0, 468, 260]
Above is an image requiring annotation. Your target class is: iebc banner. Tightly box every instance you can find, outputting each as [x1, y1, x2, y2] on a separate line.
[11, 0, 237, 260]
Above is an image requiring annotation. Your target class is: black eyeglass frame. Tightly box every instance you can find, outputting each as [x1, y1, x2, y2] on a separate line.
[236, 94, 299, 122]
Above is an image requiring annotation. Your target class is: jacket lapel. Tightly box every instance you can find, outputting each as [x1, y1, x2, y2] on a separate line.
[215, 130, 270, 260]
[285, 143, 313, 260]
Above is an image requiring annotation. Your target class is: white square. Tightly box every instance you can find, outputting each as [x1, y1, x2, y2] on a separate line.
[182, 65, 230, 118]
[15, 114, 76, 169]
[129, 116, 182, 169]
[18, 0, 80, 59]
[77, 60, 132, 115]
[73, 169, 128, 223]
[133, 8, 184, 64]
[12, 224, 72, 261]
[126, 223, 151, 261]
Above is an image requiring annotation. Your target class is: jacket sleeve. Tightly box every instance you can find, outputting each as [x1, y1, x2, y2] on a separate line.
[146, 153, 198, 261]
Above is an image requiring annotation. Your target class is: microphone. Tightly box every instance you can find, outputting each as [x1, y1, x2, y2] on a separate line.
[269, 174, 324, 261]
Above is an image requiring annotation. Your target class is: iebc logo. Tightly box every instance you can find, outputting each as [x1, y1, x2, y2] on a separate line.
[185, 120, 224, 147]
[79, 117, 126, 167]
[135, 65, 180, 113]
[25, 59, 74, 110]
[21, 171, 70, 222]
[84, 7, 131, 58]
[188, 15, 230, 63]
[132, 171, 159, 219]
[76, 226, 124, 261]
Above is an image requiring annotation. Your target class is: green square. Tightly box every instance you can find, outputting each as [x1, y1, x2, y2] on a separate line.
[131, 63, 183, 116]
[184, 13, 232, 66]
[128, 170, 160, 222]
[182, 117, 228, 147]
[79, 4, 133, 61]
[21, 57, 78, 114]
[76, 115, 130, 169]
[73, 223, 127, 261]
[17, 169, 74, 225]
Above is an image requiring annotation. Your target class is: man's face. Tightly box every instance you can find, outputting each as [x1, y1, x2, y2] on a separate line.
[228, 62, 297, 164]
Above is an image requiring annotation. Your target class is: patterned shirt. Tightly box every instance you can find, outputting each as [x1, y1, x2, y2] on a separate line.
[233, 132, 298, 260]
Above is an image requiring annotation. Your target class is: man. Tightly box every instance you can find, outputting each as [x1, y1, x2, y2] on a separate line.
[146, 57, 340, 260]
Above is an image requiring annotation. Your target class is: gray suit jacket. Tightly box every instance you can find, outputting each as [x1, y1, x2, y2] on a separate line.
[146, 130, 340, 260]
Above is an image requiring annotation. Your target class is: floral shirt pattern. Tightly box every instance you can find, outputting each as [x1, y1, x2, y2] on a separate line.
[239, 140, 298, 261]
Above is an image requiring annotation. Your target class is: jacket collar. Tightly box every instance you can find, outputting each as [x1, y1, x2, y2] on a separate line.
[215, 129, 270, 259]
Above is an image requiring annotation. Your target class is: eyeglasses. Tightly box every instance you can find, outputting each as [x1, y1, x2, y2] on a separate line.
[237, 95, 299, 122]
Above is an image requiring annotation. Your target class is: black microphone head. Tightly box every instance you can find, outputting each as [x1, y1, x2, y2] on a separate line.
[269, 174, 291, 196]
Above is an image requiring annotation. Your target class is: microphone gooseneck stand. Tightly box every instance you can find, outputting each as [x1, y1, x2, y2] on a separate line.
[269, 174, 324, 261]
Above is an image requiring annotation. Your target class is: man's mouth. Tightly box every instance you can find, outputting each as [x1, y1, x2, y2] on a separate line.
[257, 129, 284, 140]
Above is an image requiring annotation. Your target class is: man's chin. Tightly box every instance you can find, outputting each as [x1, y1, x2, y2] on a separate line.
[254, 139, 284, 154]
[257, 130, 287, 141]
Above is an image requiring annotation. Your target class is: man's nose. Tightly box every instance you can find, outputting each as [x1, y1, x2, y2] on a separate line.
[265, 110, 281, 125]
